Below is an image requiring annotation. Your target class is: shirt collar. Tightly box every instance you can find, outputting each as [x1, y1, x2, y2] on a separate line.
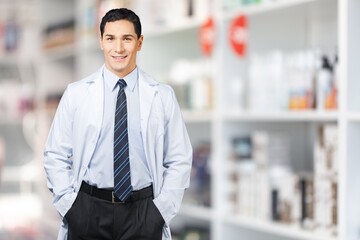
[103, 66, 138, 92]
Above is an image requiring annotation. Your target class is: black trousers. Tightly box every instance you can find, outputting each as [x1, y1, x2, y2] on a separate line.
[64, 186, 164, 240]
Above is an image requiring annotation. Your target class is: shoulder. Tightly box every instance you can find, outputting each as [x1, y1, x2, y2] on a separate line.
[138, 69, 179, 117]
[138, 68, 175, 97]
[59, 68, 101, 111]
[65, 68, 100, 96]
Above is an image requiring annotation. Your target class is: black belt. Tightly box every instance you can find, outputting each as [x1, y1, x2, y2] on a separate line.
[80, 181, 153, 204]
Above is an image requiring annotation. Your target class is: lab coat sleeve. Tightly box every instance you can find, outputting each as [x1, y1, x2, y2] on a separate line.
[44, 87, 77, 217]
[153, 86, 193, 224]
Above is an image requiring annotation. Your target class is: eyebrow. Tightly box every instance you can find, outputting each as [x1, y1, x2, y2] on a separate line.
[104, 34, 136, 38]
[123, 34, 135, 38]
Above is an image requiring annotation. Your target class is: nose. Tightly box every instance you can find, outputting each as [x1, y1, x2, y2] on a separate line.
[115, 39, 124, 52]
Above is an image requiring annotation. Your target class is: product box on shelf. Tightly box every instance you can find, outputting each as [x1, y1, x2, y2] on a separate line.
[184, 142, 211, 207]
[227, 125, 338, 236]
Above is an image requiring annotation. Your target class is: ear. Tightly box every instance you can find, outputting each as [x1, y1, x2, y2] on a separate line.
[137, 35, 144, 51]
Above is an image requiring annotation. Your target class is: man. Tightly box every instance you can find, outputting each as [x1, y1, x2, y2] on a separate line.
[44, 8, 192, 240]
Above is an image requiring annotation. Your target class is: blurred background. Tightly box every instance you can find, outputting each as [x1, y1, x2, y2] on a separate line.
[1, 0, 360, 239]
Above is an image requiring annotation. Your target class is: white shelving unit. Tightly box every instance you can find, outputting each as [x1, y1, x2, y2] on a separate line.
[216, 2, 339, 240]
[223, 110, 338, 122]
[338, 0, 360, 240]
[138, 0, 343, 239]
[0, 0, 40, 197]
[144, 18, 205, 38]
[223, 0, 326, 18]
[32, 0, 360, 239]
[182, 110, 214, 123]
[347, 113, 360, 122]
[40, 43, 77, 62]
[223, 215, 338, 240]
[180, 204, 214, 222]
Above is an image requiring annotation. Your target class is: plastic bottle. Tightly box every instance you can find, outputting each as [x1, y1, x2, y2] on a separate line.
[325, 55, 338, 109]
[316, 55, 333, 111]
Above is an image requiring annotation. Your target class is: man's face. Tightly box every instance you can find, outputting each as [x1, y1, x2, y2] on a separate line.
[100, 20, 143, 78]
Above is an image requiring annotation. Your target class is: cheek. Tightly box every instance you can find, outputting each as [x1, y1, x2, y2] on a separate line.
[102, 43, 113, 51]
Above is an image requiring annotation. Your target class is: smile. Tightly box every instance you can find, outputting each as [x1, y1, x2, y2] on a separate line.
[112, 55, 127, 61]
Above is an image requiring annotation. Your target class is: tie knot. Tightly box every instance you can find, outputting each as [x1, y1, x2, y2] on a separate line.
[118, 79, 127, 89]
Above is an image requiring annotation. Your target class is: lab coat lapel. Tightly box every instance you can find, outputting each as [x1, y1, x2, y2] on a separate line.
[138, 70, 158, 143]
[84, 67, 104, 166]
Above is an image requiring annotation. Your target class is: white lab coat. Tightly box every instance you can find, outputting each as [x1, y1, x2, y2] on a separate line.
[44, 65, 193, 240]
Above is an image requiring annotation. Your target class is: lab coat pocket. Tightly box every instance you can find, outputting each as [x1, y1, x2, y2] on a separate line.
[148, 112, 165, 138]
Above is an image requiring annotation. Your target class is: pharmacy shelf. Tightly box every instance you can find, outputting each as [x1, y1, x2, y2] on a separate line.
[182, 110, 214, 123]
[144, 18, 203, 38]
[40, 43, 76, 62]
[224, 215, 337, 240]
[0, 117, 23, 126]
[178, 204, 214, 222]
[346, 112, 360, 122]
[0, 194, 42, 223]
[78, 37, 101, 53]
[214, 0, 340, 239]
[0, 54, 19, 65]
[0, 164, 40, 183]
[222, 0, 325, 19]
[223, 110, 338, 122]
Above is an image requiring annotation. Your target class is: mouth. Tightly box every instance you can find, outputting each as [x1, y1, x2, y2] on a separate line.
[112, 55, 127, 61]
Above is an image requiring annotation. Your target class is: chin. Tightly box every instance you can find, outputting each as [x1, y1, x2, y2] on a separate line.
[111, 64, 126, 73]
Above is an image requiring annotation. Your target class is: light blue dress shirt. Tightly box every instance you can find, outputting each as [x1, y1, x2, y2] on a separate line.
[83, 66, 152, 190]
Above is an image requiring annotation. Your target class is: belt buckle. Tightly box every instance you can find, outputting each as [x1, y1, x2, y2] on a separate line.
[112, 192, 125, 204]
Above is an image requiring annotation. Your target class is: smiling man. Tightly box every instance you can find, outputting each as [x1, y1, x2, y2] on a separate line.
[44, 8, 192, 240]
[100, 18, 143, 78]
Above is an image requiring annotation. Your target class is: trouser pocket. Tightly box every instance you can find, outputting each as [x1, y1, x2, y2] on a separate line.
[148, 199, 165, 226]
[65, 192, 93, 239]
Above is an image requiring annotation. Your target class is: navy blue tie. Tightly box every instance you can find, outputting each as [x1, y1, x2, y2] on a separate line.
[114, 79, 132, 201]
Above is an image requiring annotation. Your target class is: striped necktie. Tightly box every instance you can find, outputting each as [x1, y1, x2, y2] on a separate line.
[113, 79, 132, 201]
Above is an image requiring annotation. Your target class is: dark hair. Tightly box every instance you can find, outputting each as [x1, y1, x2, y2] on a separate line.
[100, 8, 142, 38]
